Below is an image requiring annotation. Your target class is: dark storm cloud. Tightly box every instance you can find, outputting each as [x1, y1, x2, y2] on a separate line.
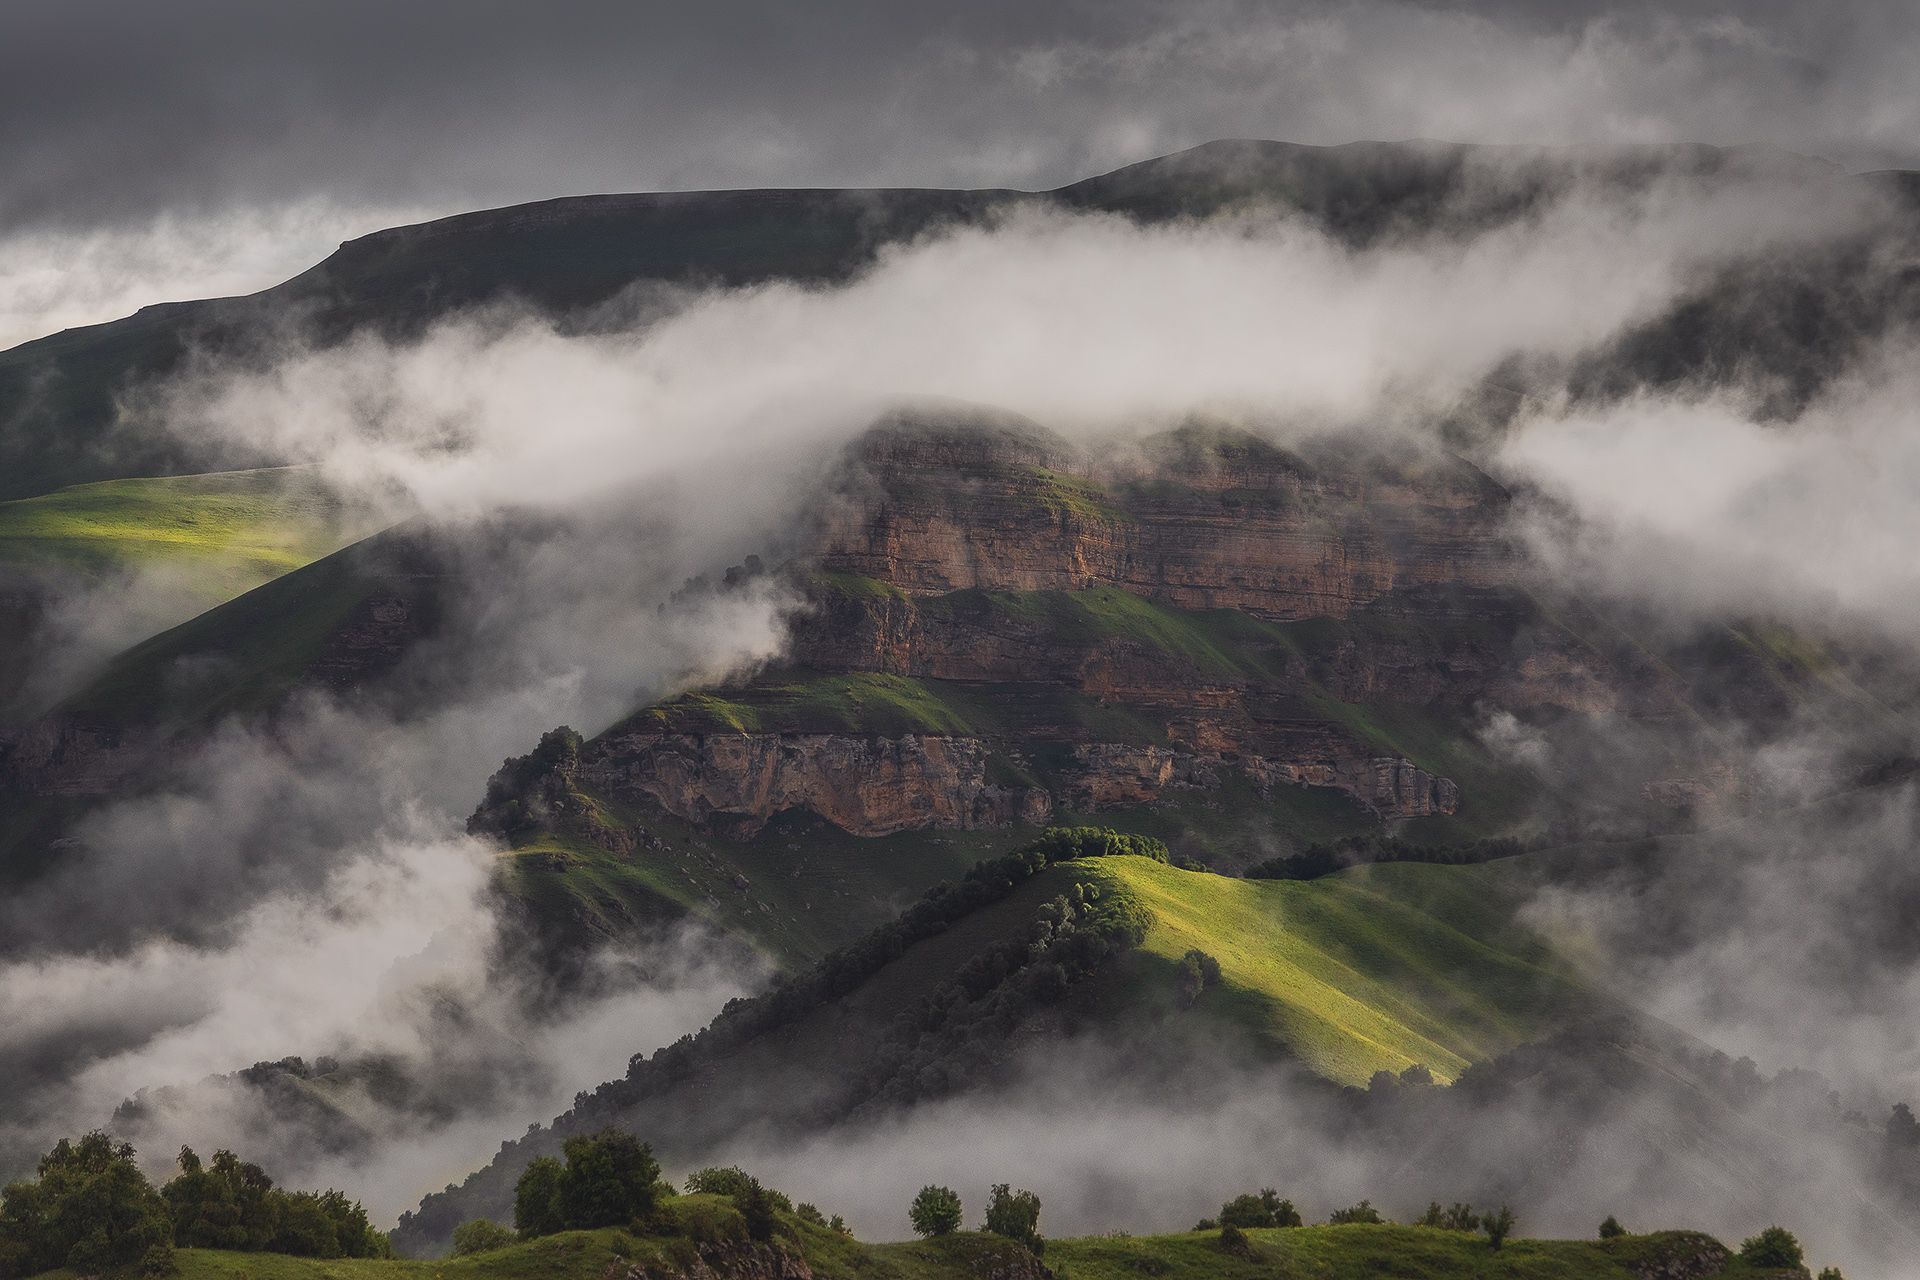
[4, 0, 1918, 237]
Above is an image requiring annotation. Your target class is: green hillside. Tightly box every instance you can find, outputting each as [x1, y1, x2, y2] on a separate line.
[1088, 857, 1592, 1084]
[25, 1221, 1797, 1280]
[404, 831, 1602, 1246]
[0, 468, 360, 598]
[510, 836, 1594, 1087]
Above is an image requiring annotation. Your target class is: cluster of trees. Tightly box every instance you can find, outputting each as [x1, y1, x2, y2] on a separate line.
[512, 1129, 665, 1238]
[458, 1135, 845, 1257]
[1245, 835, 1529, 881]
[908, 1184, 1043, 1254]
[1195, 1192, 1516, 1252]
[856, 881, 1151, 1110]
[0, 1133, 386, 1279]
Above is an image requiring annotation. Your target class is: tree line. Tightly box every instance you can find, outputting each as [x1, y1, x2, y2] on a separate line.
[0, 1133, 386, 1278]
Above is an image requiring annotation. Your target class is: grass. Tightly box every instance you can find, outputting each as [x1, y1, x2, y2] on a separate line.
[1084, 856, 1596, 1086]
[1048, 1225, 1766, 1280]
[501, 819, 1006, 969]
[0, 467, 362, 602]
[642, 672, 990, 737]
[55, 528, 435, 729]
[28, 1223, 1777, 1280]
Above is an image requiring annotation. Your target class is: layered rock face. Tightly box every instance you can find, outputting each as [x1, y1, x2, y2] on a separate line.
[816, 422, 1514, 620]
[579, 731, 1051, 839]
[554, 418, 1613, 840]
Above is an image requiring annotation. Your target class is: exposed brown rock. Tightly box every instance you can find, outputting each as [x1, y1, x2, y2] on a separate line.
[580, 731, 1051, 838]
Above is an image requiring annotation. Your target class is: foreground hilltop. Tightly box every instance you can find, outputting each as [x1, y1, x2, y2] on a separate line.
[42, 1222, 1796, 1280]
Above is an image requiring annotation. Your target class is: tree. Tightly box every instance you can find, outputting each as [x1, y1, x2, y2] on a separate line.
[1599, 1215, 1627, 1239]
[984, 1184, 1043, 1253]
[451, 1218, 516, 1255]
[513, 1156, 567, 1238]
[1739, 1226, 1804, 1268]
[162, 1147, 278, 1251]
[557, 1129, 662, 1229]
[1219, 1189, 1300, 1230]
[1178, 949, 1222, 1006]
[1328, 1199, 1385, 1225]
[736, 1178, 781, 1242]
[1400, 1063, 1436, 1087]
[1817, 1267, 1845, 1280]
[1483, 1205, 1516, 1251]
[795, 1203, 828, 1227]
[1418, 1202, 1477, 1231]
[1889, 1103, 1920, 1150]
[909, 1185, 962, 1237]
[0, 1132, 174, 1280]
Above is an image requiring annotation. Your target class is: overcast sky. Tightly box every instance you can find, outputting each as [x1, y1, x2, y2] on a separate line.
[3, 0, 1916, 344]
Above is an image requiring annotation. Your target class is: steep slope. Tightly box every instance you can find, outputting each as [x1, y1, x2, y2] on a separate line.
[395, 830, 1604, 1247]
[0, 528, 446, 880]
[0, 467, 365, 721]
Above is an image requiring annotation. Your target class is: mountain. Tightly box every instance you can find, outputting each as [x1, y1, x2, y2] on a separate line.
[473, 409, 1908, 971]
[5, 140, 1920, 1273]
[2, 139, 1911, 500]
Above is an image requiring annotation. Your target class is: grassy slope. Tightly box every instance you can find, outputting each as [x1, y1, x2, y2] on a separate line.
[519, 842, 1594, 1093]
[32, 1225, 1785, 1280]
[502, 775, 1379, 972]
[51, 528, 431, 729]
[1086, 857, 1593, 1085]
[0, 467, 360, 603]
[1050, 1225, 1784, 1280]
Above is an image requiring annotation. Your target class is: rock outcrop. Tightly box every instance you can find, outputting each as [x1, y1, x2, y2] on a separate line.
[580, 730, 1051, 838]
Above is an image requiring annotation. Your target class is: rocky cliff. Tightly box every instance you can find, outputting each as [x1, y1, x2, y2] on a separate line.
[510, 416, 1652, 845]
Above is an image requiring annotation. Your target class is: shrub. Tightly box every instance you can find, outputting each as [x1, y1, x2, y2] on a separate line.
[984, 1184, 1043, 1254]
[1399, 1063, 1435, 1087]
[1818, 1267, 1844, 1280]
[1020, 828, 1169, 863]
[829, 1214, 851, 1235]
[909, 1185, 962, 1237]
[1483, 1205, 1516, 1251]
[1739, 1226, 1804, 1268]
[1599, 1215, 1627, 1239]
[685, 1167, 794, 1214]
[1417, 1202, 1478, 1231]
[1328, 1199, 1385, 1225]
[451, 1218, 516, 1255]
[1177, 949, 1222, 1007]
[795, 1203, 827, 1227]
[1217, 1223, 1254, 1257]
[1219, 1189, 1300, 1229]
